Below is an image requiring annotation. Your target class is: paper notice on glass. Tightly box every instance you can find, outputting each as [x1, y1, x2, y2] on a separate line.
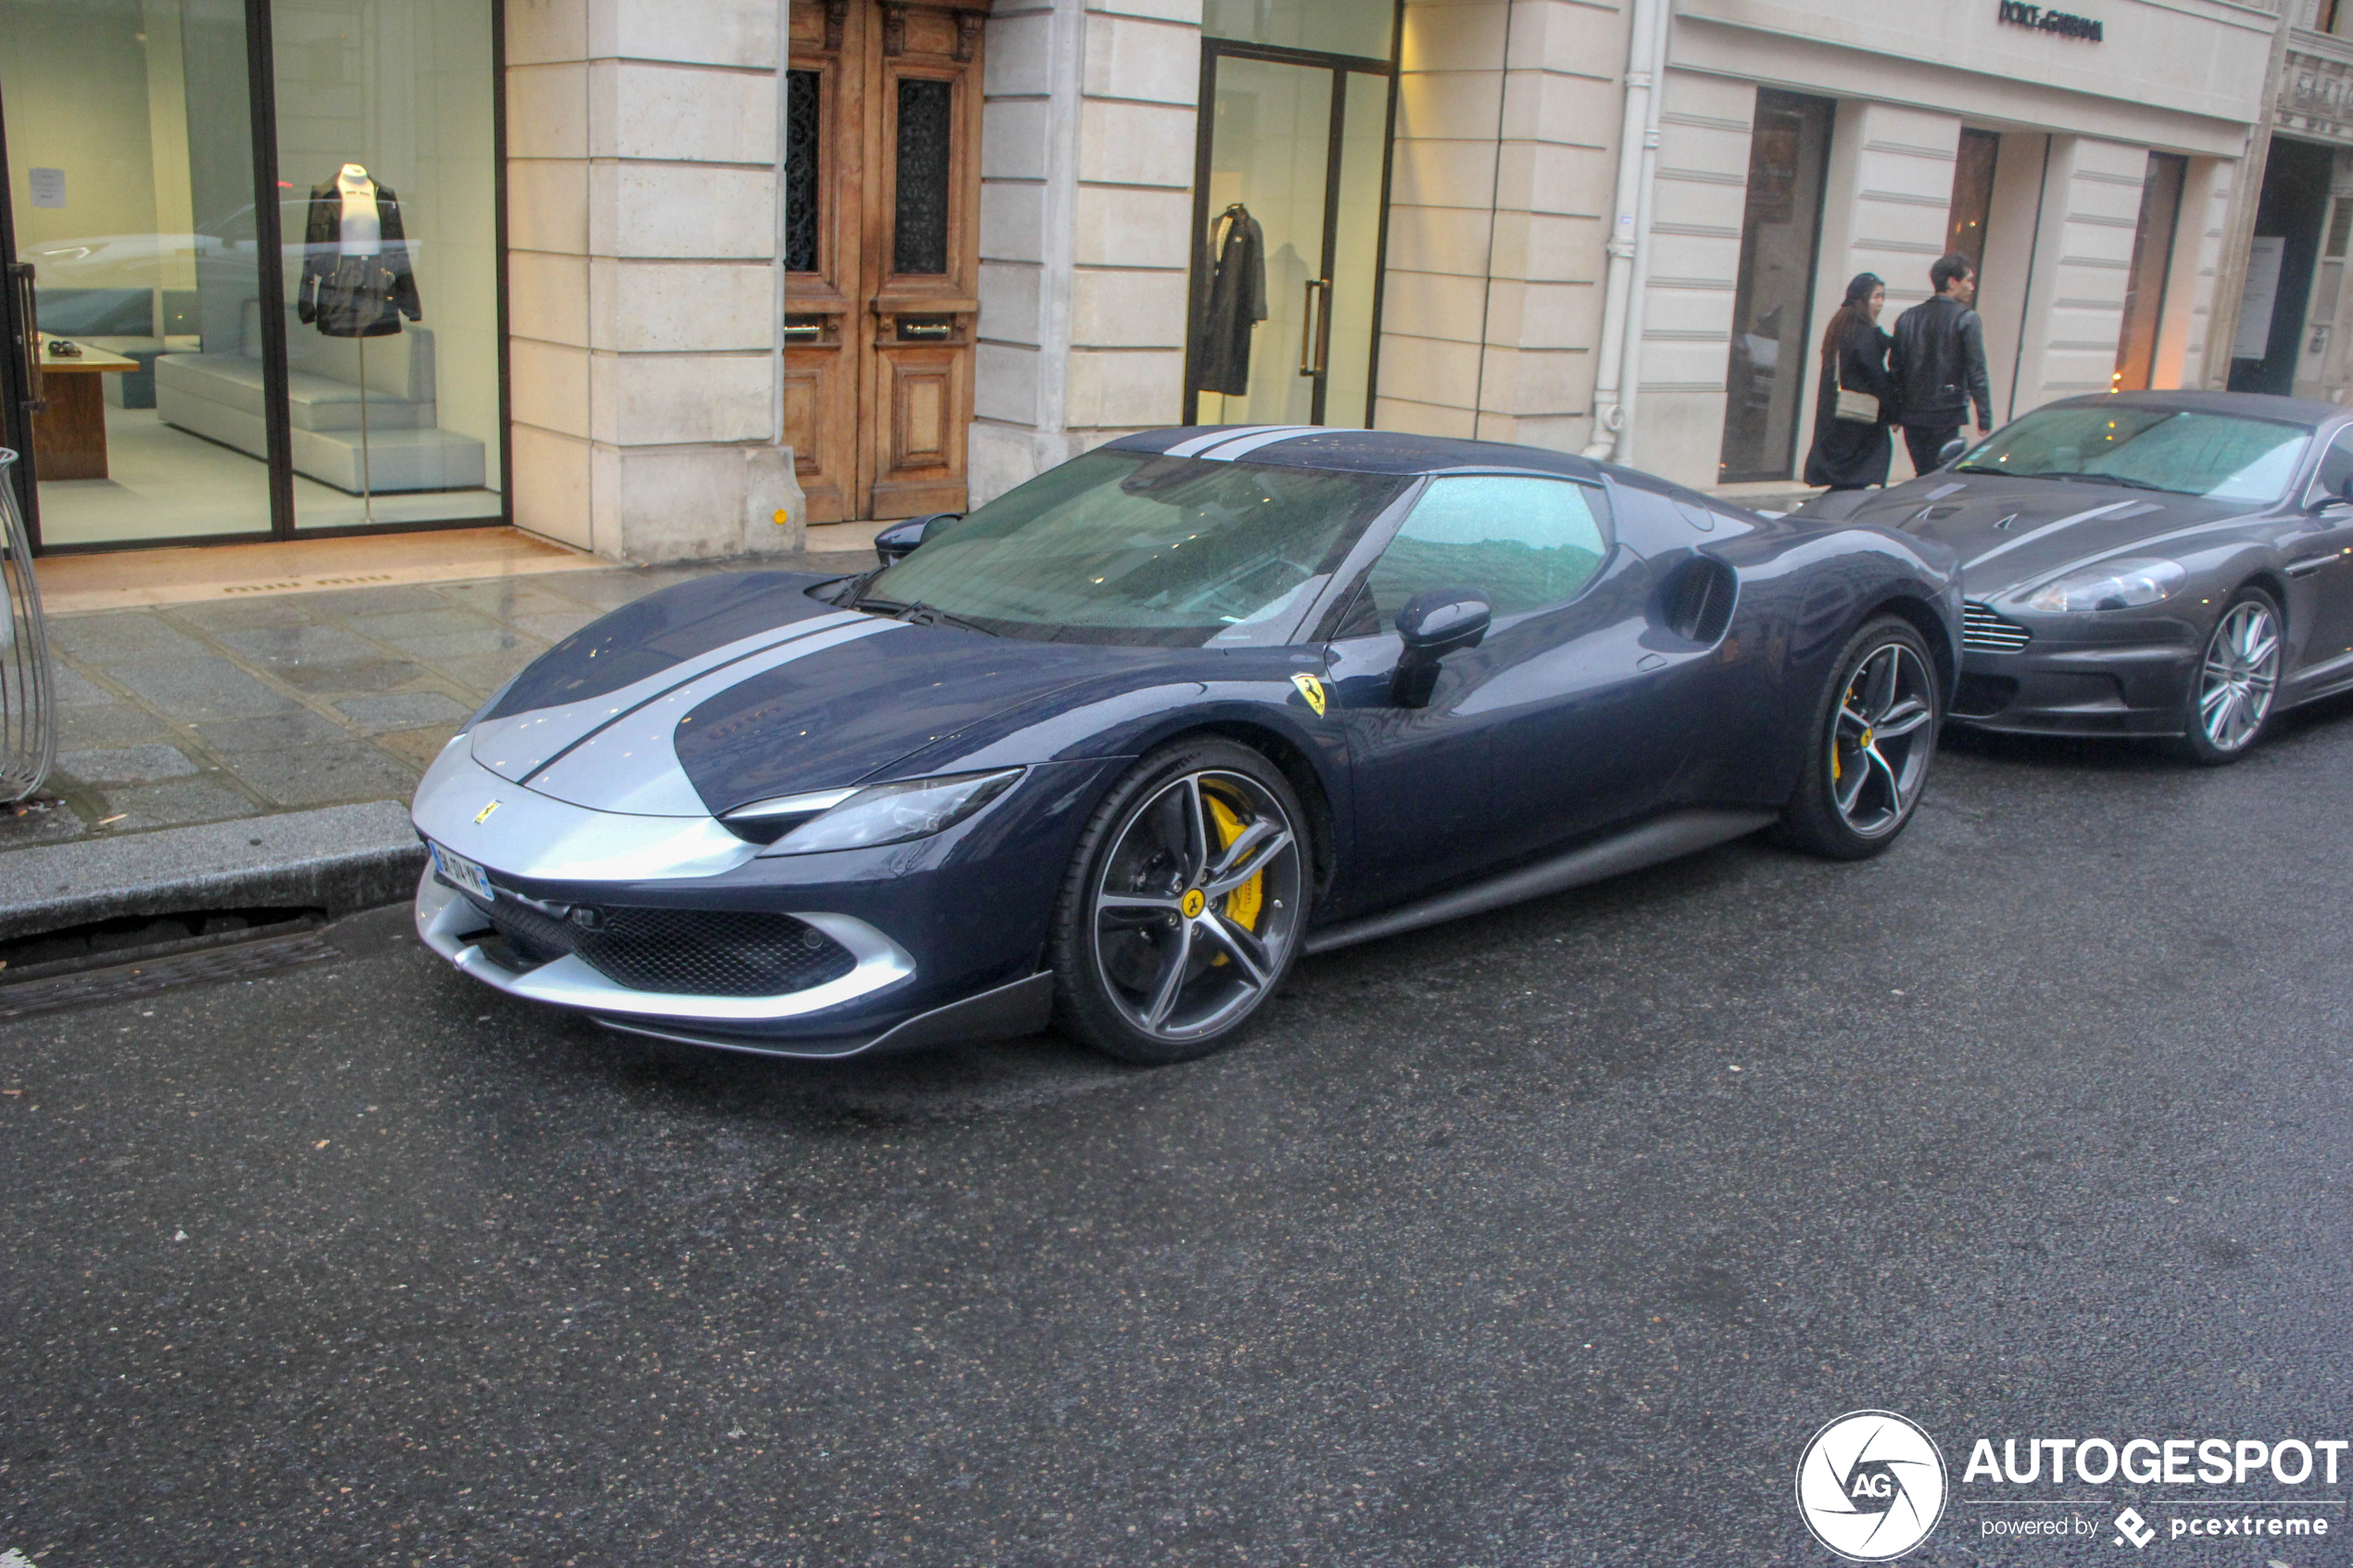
[27, 168, 64, 208]
[2233, 235, 2286, 360]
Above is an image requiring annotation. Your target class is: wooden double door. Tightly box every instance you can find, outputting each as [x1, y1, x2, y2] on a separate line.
[786, 0, 988, 524]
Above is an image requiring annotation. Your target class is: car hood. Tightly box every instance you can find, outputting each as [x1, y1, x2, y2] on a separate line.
[467, 572, 1184, 818]
[1831, 476, 2263, 597]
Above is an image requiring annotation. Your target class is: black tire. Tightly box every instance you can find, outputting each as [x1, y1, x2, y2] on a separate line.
[2171, 585, 2283, 766]
[1779, 615, 1941, 860]
[1048, 736, 1311, 1064]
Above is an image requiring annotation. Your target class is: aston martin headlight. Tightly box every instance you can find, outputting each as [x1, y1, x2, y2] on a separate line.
[737, 769, 1024, 855]
[2021, 558, 2187, 613]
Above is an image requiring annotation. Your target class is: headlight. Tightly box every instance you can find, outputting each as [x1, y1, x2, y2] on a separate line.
[2020, 558, 2186, 613]
[728, 769, 1023, 854]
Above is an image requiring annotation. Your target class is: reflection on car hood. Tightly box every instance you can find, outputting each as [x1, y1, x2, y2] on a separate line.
[470, 571, 1179, 817]
[1831, 476, 2260, 596]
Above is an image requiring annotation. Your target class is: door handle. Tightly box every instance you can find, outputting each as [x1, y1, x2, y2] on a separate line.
[2286, 554, 2337, 578]
[1299, 278, 1329, 379]
[9, 263, 43, 415]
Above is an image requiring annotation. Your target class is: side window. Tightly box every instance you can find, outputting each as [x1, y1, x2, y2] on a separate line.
[1362, 475, 1611, 621]
[2311, 428, 2353, 505]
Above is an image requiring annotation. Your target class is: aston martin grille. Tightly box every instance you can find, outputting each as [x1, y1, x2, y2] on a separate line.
[476, 895, 857, 997]
[1960, 601, 2031, 653]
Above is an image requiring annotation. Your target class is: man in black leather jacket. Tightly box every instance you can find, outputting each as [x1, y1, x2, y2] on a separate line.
[1889, 253, 1994, 478]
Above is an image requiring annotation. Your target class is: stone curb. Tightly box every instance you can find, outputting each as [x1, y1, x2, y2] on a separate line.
[0, 800, 424, 943]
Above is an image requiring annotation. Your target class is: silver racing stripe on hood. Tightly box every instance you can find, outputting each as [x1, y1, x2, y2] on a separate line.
[521, 617, 910, 817]
[1962, 499, 2139, 572]
[471, 609, 866, 784]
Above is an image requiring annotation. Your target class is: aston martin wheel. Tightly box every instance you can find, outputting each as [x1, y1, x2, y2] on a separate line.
[1779, 615, 1940, 860]
[2175, 586, 2282, 766]
[1049, 738, 1309, 1064]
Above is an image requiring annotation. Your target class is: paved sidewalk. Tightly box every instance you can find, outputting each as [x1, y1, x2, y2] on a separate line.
[0, 547, 875, 857]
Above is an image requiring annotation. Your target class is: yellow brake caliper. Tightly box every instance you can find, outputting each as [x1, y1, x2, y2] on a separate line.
[1204, 796, 1264, 966]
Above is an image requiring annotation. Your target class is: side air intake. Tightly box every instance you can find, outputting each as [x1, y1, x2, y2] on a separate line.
[1663, 556, 1739, 645]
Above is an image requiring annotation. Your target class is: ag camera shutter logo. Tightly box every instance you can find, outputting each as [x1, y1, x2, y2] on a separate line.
[1796, 1410, 1948, 1561]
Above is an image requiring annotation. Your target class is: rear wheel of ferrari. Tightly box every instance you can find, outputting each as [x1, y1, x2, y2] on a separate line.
[1049, 738, 1309, 1064]
[1779, 615, 1940, 860]
[2173, 586, 2282, 766]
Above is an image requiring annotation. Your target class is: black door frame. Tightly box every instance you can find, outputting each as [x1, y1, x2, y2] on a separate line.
[0, 0, 512, 555]
[1182, 32, 1399, 429]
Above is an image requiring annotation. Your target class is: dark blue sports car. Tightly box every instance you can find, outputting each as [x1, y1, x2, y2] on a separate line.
[411, 427, 1961, 1062]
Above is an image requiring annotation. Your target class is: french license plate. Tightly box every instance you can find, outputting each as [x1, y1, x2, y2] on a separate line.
[429, 840, 495, 903]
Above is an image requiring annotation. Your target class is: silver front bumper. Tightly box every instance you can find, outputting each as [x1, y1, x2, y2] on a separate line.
[409, 736, 915, 1025]
[413, 875, 917, 1023]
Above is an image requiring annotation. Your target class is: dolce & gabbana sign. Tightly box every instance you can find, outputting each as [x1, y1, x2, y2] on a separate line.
[1997, 0, 2104, 42]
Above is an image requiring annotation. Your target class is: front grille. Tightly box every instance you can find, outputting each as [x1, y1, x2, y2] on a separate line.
[478, 894, 858, 997]
[1961, 600, 2032, 653]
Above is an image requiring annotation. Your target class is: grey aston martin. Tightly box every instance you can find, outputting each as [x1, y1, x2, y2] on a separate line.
[1796, 390, 2353, 763]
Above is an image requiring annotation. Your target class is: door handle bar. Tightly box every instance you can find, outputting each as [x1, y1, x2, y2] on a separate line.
[10, 264, 43, 414]
[1299, 278, 1329, 379]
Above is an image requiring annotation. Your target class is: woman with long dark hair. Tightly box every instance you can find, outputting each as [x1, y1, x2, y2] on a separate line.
[1803, 273, 1895, 491]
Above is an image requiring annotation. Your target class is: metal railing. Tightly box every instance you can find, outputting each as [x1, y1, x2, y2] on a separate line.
[0, 450, 55, 804]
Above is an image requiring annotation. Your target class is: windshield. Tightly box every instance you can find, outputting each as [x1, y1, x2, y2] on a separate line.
[1953, 407, 2312, 501]
[859, 450, 1409, 646]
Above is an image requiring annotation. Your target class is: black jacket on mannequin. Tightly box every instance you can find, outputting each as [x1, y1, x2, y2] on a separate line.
[299, 178, 422, 338]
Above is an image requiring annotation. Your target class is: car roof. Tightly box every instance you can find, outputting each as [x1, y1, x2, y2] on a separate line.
[2046, 388, 2347, 427]
[1105, 426, 1617, 481]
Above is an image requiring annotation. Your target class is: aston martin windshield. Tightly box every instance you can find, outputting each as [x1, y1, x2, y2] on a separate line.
[1954, 407, 2312, 501]
[860, 450, 1409, 646]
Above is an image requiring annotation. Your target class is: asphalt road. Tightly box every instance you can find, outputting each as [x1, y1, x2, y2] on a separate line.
[6, 705, 2353, 1568]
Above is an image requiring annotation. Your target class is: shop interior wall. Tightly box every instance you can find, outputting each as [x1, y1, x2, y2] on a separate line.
[1975, 130, 2045, 424]
[2155, 157, 2232, 392]
[4, 4, 185, 296]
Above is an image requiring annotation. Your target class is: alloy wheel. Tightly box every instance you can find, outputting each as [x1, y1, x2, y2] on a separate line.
[1090, 769, 1304, 1044]
[2198, 599, 2280, 754]
[1831, 641, 1936, 837]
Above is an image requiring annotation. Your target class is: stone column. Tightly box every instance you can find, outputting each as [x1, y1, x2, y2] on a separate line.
[2008, 136, 2150, 417]
[968, 0, 1200, 508]
[505, 0, 802, 563]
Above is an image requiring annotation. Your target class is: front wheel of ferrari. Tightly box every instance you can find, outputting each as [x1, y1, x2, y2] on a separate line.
[1049, 738, 1310, 1065]
[1778, 615, 1941, 860]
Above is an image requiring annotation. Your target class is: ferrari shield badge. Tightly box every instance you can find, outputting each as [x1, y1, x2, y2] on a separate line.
[1290, 673, 1327, 717]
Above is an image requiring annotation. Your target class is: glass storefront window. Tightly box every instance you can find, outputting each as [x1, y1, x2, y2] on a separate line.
[1719, 89, 1834, 483]
[1947, 129, 1999, 270]
[1, 0, 274, 546]
[1202, 0, 1392, 63]
[271, 0, 501, 529]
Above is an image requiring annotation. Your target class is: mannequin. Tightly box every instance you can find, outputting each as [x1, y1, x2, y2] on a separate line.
[299, 163, 422, 517]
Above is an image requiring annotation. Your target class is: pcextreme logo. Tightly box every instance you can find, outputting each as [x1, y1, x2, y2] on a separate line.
[1796, 1411, 1949, 1561]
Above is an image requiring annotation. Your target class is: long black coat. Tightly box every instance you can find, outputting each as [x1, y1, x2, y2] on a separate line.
[1803, 319, 1895, 490]
[1193, 207, 1266, 396]
[298, 179, 422, 339]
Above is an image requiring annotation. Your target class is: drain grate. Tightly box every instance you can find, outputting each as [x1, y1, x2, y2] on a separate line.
[0, 931, 343, 1022]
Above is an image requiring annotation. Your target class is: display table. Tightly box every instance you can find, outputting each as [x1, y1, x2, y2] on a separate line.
[31, 342, 140, 481]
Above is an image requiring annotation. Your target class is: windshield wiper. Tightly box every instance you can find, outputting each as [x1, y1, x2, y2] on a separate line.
[852, 595, 999, 635]
[2020, 470, 2176, 493]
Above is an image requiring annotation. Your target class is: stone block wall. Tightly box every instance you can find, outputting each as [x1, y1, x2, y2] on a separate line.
[504, 0, 801, 562]
[968, 0, 1201, 508]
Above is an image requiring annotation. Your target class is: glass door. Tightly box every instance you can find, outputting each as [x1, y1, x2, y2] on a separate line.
[0, 0, 276, 546]
[1185, 41, 1393, 429]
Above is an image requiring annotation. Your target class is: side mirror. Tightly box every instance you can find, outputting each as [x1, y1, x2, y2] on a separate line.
[1937, 436, 1969, 467]
[1391, 587, 1491, 709]
[874, 512, 961, 566]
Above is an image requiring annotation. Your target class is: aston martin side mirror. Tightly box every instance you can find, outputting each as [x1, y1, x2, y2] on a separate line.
[1937, 436, 1969, 467]
[1391, 587, 1491, 709]
[875, 512, 961, 566]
